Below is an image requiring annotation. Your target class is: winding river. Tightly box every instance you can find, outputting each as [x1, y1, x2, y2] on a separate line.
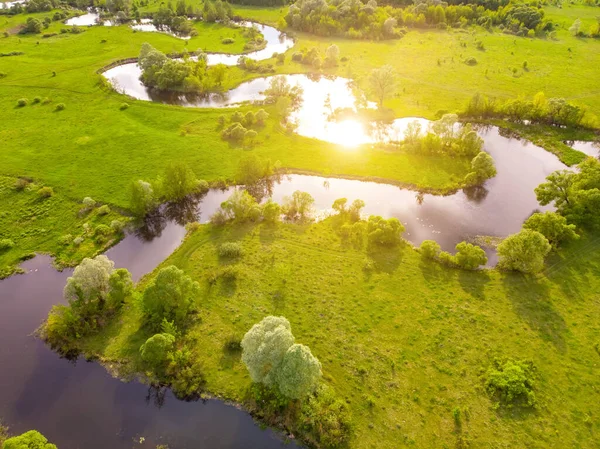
[1, 16, 587, 449]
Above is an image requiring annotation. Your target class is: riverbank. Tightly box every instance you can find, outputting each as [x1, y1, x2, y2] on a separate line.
[73, 219, 600, 449]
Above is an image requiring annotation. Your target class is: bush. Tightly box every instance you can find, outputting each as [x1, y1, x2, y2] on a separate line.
[262, 199, 281, 223]
[73, 236, 84, 246]
[222, 37, 235, 44]
[210, 209, 229, 226]
[95, 224, 112, 237]
[367, 216, 404, 247]
[454, 241, 487, 270]
[97, 204, 110, 216]
[497, 229, 551, 273]
[420, 240, 441, 259]
[120, 102, 129, 110]
[32, 96, 41, 104]
[55, 103, 65, 111]
[255, 108, 269, 125]
[299, 387, 353, 448]
[140, 332, 176, 374]
[484, 359, 537, 408]
[16, 98, 28, 107]
[82, 197, 96, 209]
[58, 234, 72, 246]
[3, 430, 57, 449]
[14, 178, 30, 191]
[218, 242, 242, 259]
[37, 186, 54, 198]
[0, 239, 15, 252]
[110, 220, 125, 233]
[522, 211, 578, 247]
[464, 57, 478, 66]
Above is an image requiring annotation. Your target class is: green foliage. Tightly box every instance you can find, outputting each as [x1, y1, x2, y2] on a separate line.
[522, 212, 578, 247]
[454, 241, 487, 270]
[140, 332, 176, 372]
[142, 265, 200, 331]
[282, 191, 315, 220]
[484, 359, 537, 408]
[129, 180, 156, 217]
[420, 240, 441, 259]
[262, 199, 281, 223]
[161, 164, 199, 201]
[218, 241, 242, 259]
[0, 239, 15, 252]
[235, 155, 274, 185]
[369, 65, 397, 107]
[465, 151, 497, 184]
[2, 430, 57, 449]
[299, 387, 353, 447]
[536, 159, 600, 228]
[54, 103, 65, 111]
[497, 229, 551, 273]
[219, 189, 260, 222]
[22, 17, 43, 34]
[37, 186, 53, 198]
[275, 343, 322, 399]
[465, 92, 587, 128]
[367, 216, 404, 247]
[97, 204, 110, 216]
[16, 98, 28, 107]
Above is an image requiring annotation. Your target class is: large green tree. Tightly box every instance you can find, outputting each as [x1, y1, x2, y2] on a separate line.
[3, 430, 57, 449]
[523, 212, 578, 247]
[497, 230, 551, 274]
[275, 343, 322, 399]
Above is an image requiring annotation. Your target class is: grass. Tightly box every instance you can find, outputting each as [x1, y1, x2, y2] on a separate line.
[79, 218, 600, 449]
[0, 175, 127, 278]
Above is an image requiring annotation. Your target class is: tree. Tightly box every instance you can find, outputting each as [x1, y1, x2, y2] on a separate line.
[161, 164, 198, 201]
[255, 109, 269, 125]
[262, 199, 281, 223]
[211, 63, 227, 86]
[369, 65, 397, 107]
[420, 240, 441, 259]
[497, 229, 551, 273]
[465, 151, 497, 184]
[241, 316, 295, 386]
[383, 17, 397, 37]
[569, 18, 582, 36]
[282, 191, 315, 220]
[22, 17, 43, 34]
[220, 189, 259, 222]
[275, 344, 322, 399]
[332, 198, 347, 214]
[107, 268, 134, 311]
[130, 180, 156, 217]
[523, 212, 578, 247]
[63, 255, 115, 312]
[367, 216, 404, 246]
[454, 241, 487, 270]
[140, 333, 176, 372]
[535, 170, 575, 212]
[324, 44, 339, 67]
[3, 430, 57, 449]
[348, 199, 365, 222]
[142, 265, 200, 330]
[236, 154, 270, 185]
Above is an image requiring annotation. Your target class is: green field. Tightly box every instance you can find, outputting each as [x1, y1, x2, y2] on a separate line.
[2, 2, 600, 447]
[79, 219, 600, 449]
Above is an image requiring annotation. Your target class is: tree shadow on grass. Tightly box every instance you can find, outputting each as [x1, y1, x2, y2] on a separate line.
[501, 273, 568, 354]
[418, 257, 456, 286]
[458, 269, 491, 301]
[219, 345, 242, 370]
[367, 244, 404, 274]
[259, 223, 279, 247]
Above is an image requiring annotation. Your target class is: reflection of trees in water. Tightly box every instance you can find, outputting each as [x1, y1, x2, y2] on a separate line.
[135, 193, 206, 241]
[463, 185, 489, 203]
[415, 191, 425, 205]
[244, 173, 284, 202]
[145, 385, 167, 409]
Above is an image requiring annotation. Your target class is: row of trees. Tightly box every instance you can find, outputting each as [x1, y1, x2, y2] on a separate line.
[138, 43, 227, 93]
[283, 0, 554, 40]
[464, 92, 587, 128]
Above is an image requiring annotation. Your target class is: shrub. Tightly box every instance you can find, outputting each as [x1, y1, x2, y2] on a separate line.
[0, 239, 15, 252]
[140, 333, 176, 373]
[73, 236, 84, 246]
[16, 98, 28, 107]
[3, 430, 57, 449]
[282, 191, 315, 220]
[244, 111, 255, 126]
[255, 108, 269, 125]
[464, 57, 478, 66]
[14, 178, 30, 191]
[37, 186, 54, 198]
[96, 204, 110, 216]
[299, 387, 353, 448]
[262, 199, 281, 223]
[522, 211, 578, 247]
[484, 359, 537, 408]
[120, 102, 129, 110]
[142, 265, 200, 331]
[110, 220, 125, 233]
[95, 224, 112, 237]
[420, 240, 441, 259]
[32, 96, 41, 104]
[55, 103, 65, 111]
[210, 209, 229, 226]
[58, 234, 72, 246]
[221, 37, 235, 44]
[454, 241, 487, 270]
[218, 242, 242, 259]
[130, 180, 156, 217]
[82, 197, 96, 209]
[367, 216, 405, 247]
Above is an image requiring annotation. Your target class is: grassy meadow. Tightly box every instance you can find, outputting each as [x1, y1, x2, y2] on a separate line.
[80, 219, 600, 449]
